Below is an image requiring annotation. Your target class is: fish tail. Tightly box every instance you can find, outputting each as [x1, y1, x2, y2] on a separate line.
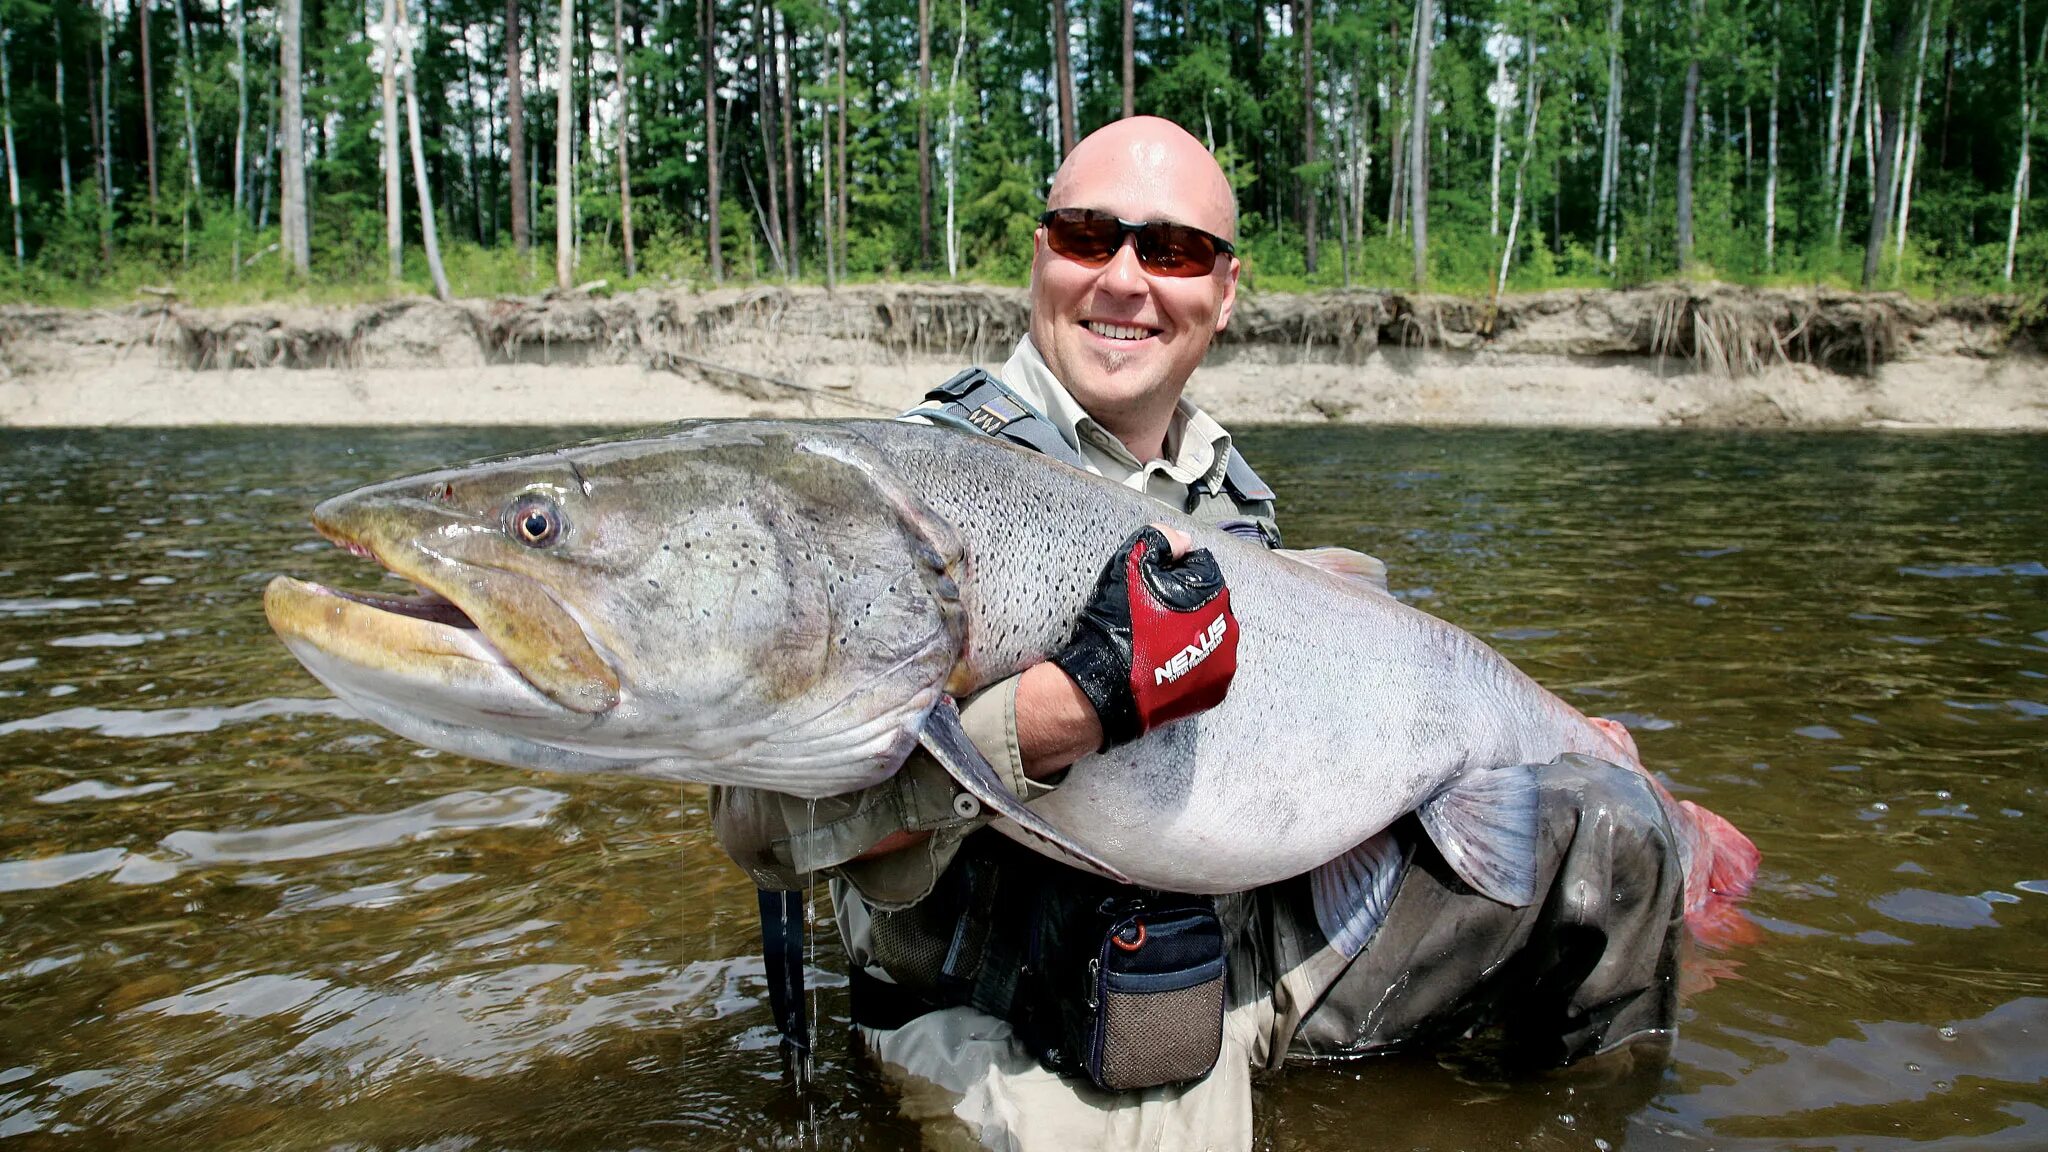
[1676, 798, 1763, 949]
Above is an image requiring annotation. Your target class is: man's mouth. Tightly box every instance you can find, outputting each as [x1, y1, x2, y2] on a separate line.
[1083, 320, 1159, 343]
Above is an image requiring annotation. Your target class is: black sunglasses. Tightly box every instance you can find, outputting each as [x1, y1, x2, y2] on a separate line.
[1037, 208, 1236, 277]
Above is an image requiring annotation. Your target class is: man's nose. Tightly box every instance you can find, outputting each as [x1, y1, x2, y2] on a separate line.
[1099, 235, 1148, 294]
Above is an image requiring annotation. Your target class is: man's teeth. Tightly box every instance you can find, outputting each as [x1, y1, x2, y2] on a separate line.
[1086, 321, 1153, 341]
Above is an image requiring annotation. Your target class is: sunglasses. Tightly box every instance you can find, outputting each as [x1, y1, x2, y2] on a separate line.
[1037, 208, 1236, 277]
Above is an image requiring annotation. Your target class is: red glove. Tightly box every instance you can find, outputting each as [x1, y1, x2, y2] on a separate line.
[1051, 526, 1239, 749]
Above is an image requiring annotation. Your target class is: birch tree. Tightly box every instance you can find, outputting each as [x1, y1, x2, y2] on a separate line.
[554, 0, 572, 288]
[280, 0, 309, 275]
[1676, 0, 1701, 270]
[917, 0, 931, 265]
[54, 17, 71, 210]
[701, 0, 720, 280]
[1496, 34, 1540, 294]
[508, 0, 529, 256]
[1834, 0, 1872, 240]
[0, 18, 20, 269]
[943, 0, 964, 278]
[380, 0, 402, 280]
[2007, 0, 2046, 282]
[612, 0, 634, 278]
[1300, 0, 1315, 272]
[1488, 26, 1509, 238]
[141, 0, 159, 207]
[1894, 0, 1930, 257]
[232, 0, 247, 275]
[396, 0, 449, 299]
[1409, 0, 1431, 286]
[1765, 0, 1780, 270]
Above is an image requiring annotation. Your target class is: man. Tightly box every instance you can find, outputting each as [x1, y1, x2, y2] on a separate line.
[714, 117, 1691, 1150]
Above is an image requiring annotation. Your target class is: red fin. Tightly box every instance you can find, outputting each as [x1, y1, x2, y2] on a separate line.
[1680, 799, 1761, 899]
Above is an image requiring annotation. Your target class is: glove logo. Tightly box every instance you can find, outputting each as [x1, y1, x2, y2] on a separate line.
[1153, 614, 1230, 686]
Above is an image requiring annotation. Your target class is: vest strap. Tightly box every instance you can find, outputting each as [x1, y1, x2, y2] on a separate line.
[919, 368, 1089, 470]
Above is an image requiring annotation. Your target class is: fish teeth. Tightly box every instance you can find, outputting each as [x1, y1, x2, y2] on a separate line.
[1086, 321, 1153, 342]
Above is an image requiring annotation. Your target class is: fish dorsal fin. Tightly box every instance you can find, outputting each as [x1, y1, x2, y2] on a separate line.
[1277, 547, 1391, 593]
[1417, 762, 1544, 906]
[1311, 831, 1408, 959]
[918, 696, 1134, 885]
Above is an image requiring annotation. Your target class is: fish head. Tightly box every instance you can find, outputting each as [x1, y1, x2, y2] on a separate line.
[264, 422, 968, 796]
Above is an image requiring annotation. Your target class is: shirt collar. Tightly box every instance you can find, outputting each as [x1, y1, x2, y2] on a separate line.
[998, 335, 1234, 490]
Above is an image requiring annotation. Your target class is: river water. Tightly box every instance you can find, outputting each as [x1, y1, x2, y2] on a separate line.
[0, 426, 2041, 1151]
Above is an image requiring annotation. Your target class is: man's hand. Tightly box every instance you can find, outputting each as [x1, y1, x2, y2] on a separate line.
[1051, 523, 1239, 749]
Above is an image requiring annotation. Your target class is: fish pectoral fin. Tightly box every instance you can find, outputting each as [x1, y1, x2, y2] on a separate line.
[1276, 547, 1391, 593]
[1417, 762, 1544, 906]
[1310, 830, 1408, 959]
[918, 697, 1134, 885]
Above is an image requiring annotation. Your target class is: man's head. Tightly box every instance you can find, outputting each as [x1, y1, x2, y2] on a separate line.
[1030, 117, 1240, 453]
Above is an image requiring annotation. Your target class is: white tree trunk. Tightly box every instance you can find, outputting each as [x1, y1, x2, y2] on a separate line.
[555, 0, 574, 289]
[1895, 0, 1931, 255]
[2007, 0, 2043, 282]
[1488, 28, 1507, 237]
[1496, 38, 1540, 293]
[396, 0, 450, 299]
[233, 0, 248, 275]
[943, 0, 964, 279]
[612, 0, 634, 278]
[1766, 0, 1781, 271]
[1826, 0, 1844, 196]
[55, 17, 72, 211]
[1410, 0, 1432, 286]
[1834, 0, 1872, 239]
[281, 0, 310, 275]
[0, 18, 21, 269]
[1597, 0, 1623, 265]
[381, 0, 402, 280]
[173, 0, 199, 193]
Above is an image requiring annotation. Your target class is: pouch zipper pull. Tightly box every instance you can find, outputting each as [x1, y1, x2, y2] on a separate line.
[1086, 958, 1101, 1010]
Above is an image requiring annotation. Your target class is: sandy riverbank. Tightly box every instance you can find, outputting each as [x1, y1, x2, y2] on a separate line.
[1, 283, 2041, 429]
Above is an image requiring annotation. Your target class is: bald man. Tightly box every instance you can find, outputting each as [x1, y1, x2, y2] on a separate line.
[713, 117, 1692, 1150]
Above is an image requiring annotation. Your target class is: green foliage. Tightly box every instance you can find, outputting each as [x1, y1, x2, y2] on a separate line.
[0, 0, 2038, 306]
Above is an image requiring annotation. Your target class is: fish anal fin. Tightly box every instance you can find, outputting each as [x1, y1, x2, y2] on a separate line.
[1417, 762, 1544, 906]
[1311, 831, 1407, 959]
[919, 697, 1133, 885]
[1277, 547, 1391, 593]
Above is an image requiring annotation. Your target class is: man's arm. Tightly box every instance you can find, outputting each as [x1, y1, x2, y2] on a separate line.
[858, 524, 1205, 861]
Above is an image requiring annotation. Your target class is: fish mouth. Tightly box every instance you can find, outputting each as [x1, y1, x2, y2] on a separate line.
[265, 509, 621, 717]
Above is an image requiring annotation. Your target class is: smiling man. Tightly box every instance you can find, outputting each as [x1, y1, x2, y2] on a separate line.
[713, 117, 1699, 1151]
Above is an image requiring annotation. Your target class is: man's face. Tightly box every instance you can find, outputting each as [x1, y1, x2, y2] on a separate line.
[1028, 154, 1239, 436]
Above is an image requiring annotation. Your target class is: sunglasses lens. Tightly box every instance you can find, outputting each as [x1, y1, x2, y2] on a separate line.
[1135, 223, 1219, 277]
[1044, 210, 1123, 266]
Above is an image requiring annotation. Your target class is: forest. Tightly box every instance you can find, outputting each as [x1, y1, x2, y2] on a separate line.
[0, 0, 2039, 304]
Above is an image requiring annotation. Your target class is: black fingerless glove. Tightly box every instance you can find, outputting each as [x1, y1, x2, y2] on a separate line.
[1051, 526, 1239, 749]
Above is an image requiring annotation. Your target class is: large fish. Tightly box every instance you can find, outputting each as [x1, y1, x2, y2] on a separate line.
[264, 420, 1757, 939]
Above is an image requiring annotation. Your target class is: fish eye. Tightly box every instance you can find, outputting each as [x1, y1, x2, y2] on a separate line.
[506, 494, 564, 547]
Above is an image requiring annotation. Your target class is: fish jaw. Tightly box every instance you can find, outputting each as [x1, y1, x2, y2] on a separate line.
[264, 575, 635, 773]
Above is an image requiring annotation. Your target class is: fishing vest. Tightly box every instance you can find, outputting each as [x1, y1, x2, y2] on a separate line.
[838, 367, 1284, 1091]
[915, 367, 1283, 547]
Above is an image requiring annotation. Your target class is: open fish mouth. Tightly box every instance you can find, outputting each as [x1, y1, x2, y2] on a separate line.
[265, 511, 621, 716]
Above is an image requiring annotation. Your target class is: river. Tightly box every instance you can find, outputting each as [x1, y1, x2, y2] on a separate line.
[0, 426, 2042, 1150]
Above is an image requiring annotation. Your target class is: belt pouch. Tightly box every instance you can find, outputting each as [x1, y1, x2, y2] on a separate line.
[1078, 898, 1227, 1091]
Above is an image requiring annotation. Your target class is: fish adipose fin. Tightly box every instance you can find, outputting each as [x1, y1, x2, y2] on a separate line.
[1311, 830, 1407, 959]
[1276, 547, 1391, 593]
[919, 697, 1134, 885]
[1417, 763, 1544, 906]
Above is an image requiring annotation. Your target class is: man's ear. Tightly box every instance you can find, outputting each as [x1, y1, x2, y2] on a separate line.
[1213, 256, 1241, 333]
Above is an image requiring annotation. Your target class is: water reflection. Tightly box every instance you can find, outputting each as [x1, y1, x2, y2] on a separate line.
[0, 426, 2043, 1150]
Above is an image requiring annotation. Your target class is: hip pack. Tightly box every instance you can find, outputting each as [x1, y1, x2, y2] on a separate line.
[859, 830, 1228, 1093]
